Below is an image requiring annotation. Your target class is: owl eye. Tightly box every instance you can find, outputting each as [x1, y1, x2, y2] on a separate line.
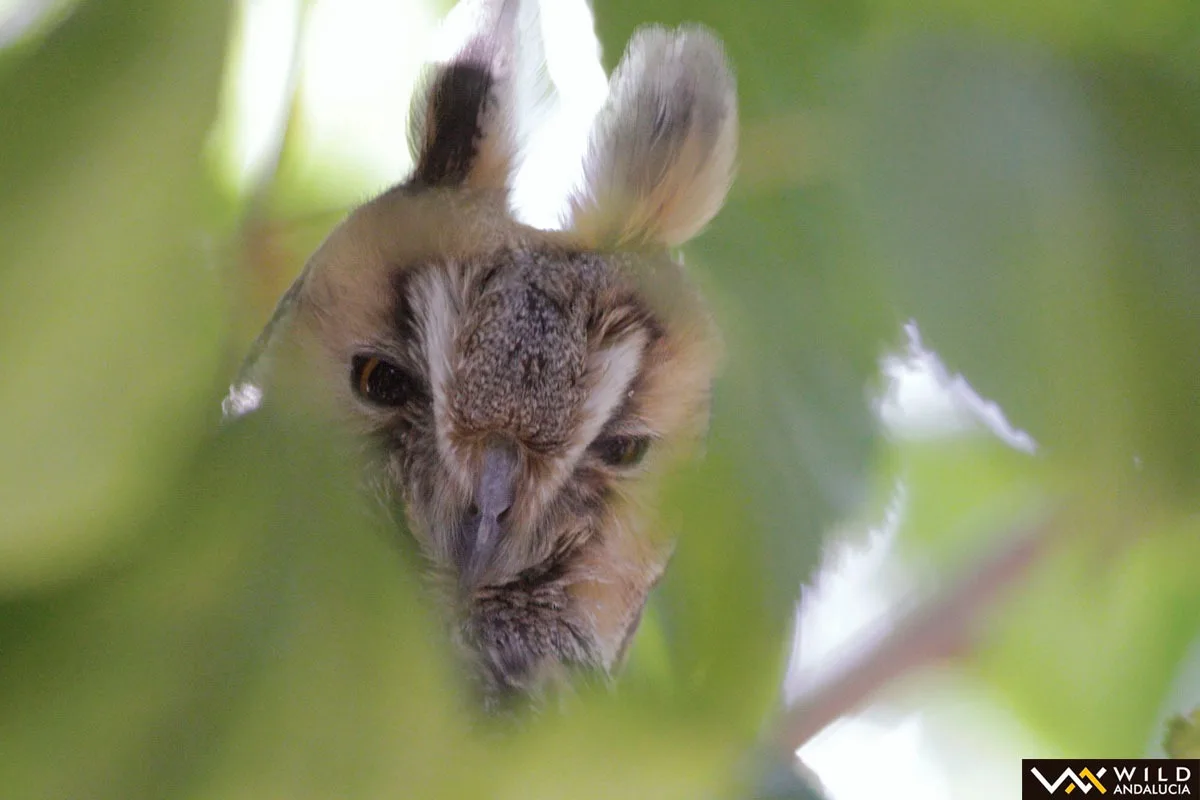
[592, 435, 651, 468]
[351, 354, 415, 407]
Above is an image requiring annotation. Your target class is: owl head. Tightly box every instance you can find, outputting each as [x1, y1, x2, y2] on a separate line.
[234, 0, 737, 707]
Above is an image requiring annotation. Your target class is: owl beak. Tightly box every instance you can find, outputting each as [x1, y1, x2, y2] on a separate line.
[460, 441, 517, 589]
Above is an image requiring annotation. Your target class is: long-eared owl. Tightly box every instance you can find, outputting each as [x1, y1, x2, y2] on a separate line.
[229, 0, 737, 708]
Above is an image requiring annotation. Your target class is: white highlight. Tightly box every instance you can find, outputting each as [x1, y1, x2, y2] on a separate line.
[787, 494, 910, 705]
[803, 715, 952, 800]
[223, 0, 302, 189]
[878, 321, 1037, 453]
[218, 0, 605, 218]
[0, 0, 49, 48]
[222, 382, 264, 418]
[297, 0, 435, 186]
[509, 0, 609, 229]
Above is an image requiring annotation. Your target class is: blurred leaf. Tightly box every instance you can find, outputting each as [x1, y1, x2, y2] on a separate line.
[853, 36, 1200, 508]
[743, 749, 831, 800]
[0, 0, 79, 57]
[653, 433, 790, 734]
[696, 188, 890, 606]
[891, 435, 1200, 756]
[184, 413, 467, 800]
[1164, 707, 1200, 759]
[0, 409, 464, 800]
[486, 704, 735, 800]
[889, 435, 1049, 563]
[0, 0, 233, 590]
[592, 0, 869, 114]
[853, 37, 1125, 458]
[620, 597, 677, 697]
[976, 513, 1200, 755]
[871, 0, 1200, 58]
[1083, 61, 1200, 503]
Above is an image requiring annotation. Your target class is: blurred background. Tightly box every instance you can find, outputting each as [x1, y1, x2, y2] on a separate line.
[1, 0, 1198, 798]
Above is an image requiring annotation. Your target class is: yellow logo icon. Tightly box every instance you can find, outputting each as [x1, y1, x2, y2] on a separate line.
[1029, 766, 1108, 794]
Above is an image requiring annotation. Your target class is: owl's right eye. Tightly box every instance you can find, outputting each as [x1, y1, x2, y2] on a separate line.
[351, 354, 416, 407]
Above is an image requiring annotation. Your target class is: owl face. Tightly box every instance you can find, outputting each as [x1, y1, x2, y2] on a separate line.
[244, 0, 737, 705]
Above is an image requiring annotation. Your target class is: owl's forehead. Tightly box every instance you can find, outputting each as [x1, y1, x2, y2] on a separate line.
[306, 188, 654, 335]
[302, 190, 567, 346]
[294, 181, 719, 460]
[298, 188, 670, 441]
[445, 247, 613, 447]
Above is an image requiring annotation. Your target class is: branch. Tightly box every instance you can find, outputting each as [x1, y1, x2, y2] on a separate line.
[777, 515, 1059, 754]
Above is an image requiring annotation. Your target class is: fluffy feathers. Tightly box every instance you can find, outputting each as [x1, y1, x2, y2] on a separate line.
[568, 25, 738, 247]
[234, 0, 737, 707]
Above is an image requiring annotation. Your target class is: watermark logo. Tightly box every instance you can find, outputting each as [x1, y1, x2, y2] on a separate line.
[1024, 760, 1199, 797]
[1030, 766, 1107, 794]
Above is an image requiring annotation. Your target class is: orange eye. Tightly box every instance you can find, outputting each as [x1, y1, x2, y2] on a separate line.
[351, 354, 415, 407]
[592, 435, 651, 468]
[358, 357, 380, 396]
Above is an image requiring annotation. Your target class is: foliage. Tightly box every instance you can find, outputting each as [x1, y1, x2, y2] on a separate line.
[1165, 708, 1200, 759]
[0, 0, 1197, 798]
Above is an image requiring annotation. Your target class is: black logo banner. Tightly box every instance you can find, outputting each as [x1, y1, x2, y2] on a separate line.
[1023, 759, 1199, 797]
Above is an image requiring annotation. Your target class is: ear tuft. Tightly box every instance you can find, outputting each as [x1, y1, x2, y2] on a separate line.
[567, 25, 738, 248]
[408, 0, 520, 190]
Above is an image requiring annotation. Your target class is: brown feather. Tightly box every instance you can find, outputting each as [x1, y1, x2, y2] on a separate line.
[247, 2, 736, 707]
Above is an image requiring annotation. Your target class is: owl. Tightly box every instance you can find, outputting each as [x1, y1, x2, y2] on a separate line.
[229, 0, 737, 708]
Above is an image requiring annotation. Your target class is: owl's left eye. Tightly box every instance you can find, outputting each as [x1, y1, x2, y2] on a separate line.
[351, 354, 416, 407]
[592, 435, 651, 468]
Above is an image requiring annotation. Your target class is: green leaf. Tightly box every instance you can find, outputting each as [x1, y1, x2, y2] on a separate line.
[852, 35, 1200, 506]
[592, 0, 868, 114]
[1164, 707, 1200, 759]
[695, 188, 890, 605]
[853, 37, 1125, 460]
[1083, 61, 1200, 504]
[0, 410, 463, 800]
[888, 436, 1050, 564]
[976, 514, 1200, 755]
[870, 0, 1200, 57]
[598, 2, 892, 606]
[0, 0, 233, 590]
[890, 437, 1200, 756]
[652, 433, 790, 734]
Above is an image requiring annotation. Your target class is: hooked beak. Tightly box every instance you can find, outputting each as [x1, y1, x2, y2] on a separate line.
[459, 441, 517, 589]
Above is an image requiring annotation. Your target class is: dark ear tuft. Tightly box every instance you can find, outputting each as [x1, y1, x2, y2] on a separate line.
[411, 62, 496, 187]
[407, 0, 520, 190]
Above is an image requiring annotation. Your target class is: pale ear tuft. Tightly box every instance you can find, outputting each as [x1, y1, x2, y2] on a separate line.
[567, 25, 738, 248]
[407, 0, 521, 190]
